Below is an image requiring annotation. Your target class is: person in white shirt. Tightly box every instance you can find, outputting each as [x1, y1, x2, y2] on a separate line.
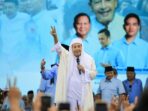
[51, 26, 97, 111]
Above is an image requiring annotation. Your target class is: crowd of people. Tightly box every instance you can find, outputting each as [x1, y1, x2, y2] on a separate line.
[0, 83, 148, 111]
[0, 0, 148, 111]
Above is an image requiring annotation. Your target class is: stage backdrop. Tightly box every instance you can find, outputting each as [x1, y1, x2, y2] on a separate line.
[0, 0, 148, 94]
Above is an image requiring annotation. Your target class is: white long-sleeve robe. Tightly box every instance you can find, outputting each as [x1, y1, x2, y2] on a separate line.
[53, 38, 97, 111]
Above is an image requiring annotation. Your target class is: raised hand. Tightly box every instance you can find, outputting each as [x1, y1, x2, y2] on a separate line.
[109, 96, 120, 111]
[40, 59, 46, 73]
[33, 92, 44, 111]
[121, 96, 137, 111]
[50, 26, 58, 44]
[7, 78, 22, 111]
[50, 26, 57, 37]
[41, 58, 46, 68]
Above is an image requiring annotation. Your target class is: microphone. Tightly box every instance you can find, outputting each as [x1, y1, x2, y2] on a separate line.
[76, 57, 81, 75]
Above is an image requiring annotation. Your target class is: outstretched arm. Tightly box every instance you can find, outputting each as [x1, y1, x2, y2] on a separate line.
[50, 26, 68, 55]
[40, 59, 57, 80]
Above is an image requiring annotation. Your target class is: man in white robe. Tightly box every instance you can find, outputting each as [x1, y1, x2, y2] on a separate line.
[50, 27, 97, 111]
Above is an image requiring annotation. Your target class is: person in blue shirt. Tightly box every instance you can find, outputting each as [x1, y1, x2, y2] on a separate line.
[96, 66, 125, 104]
[113, 13, 148, 69]
[94, 28, 125, 74]
[123, 66, 143, 103]
[39, 59, 58, 103]
[38, 44, 69, 103]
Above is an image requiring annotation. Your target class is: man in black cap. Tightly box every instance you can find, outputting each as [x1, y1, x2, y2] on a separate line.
[96, 66, 125, 105]
[123, 66, 143, 103]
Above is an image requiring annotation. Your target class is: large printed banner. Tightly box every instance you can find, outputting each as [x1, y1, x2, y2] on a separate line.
[0, 0, 148, 94]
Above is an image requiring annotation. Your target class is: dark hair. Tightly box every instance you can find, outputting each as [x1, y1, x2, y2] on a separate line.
[27, 90, 34, 95]
[4, 0, 18, 5]
[98, 28, 110, 38]
[123, 13, 141, 29]
[73, 12, 91, 29]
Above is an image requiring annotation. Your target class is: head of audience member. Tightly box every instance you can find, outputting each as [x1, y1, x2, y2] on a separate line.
[105, 66, 114, 80]
[27, 90, 34, 102]
[113, 68, 118, 78]
[73, 13, 91, 39]
[98, 28, 110, 48]
[126, 66, 136, 81]
[4, 0, 18, 19]
[22, 95, 28, 106]
[123, 13, 141, 39]
[2, 90, 8, 101]
[26, 0, 45, 16]
[0, 0, 4, 13]
[89, 0, 118, 26]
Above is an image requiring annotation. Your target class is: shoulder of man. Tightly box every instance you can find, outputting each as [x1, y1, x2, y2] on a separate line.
[135, 78, 142, 83]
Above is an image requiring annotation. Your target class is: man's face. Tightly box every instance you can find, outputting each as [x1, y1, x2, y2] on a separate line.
[90, 0, 117, 25]
[28, 93, 34, 100]
[22, 96, 27, 104]
[127, 71, 135, 81]
[124, 17, 140, 38]
[99, 33, 109, 47]
[75, 16, 90, 38]
[4, 2, 17, 18]
[105, 71, 114, 80]
[72, 43, 82, 57]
